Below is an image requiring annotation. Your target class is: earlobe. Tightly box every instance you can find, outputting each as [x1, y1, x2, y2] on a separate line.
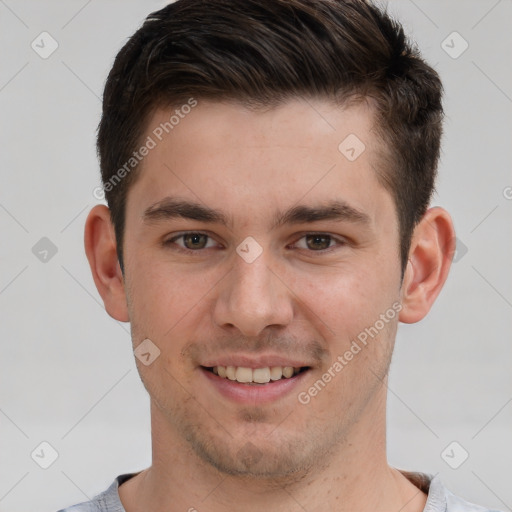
[399, 207, 455, 324]
[84, 205, 129, 322]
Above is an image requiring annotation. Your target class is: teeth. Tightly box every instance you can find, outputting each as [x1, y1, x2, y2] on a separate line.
[253, 367, 271, 383]
[270, 366, 283, 381]
[235, 367, 252, 383]
[211, 365, 302, 384]
[282, 366, 294, 378]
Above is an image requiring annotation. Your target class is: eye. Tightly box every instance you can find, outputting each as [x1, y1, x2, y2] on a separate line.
[165, 232, 218, 251]
[293, 234, 344, 251]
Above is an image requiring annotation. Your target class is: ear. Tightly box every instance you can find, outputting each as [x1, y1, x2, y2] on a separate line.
[399, 207, 455, 324]
[84, 205, 129, 322]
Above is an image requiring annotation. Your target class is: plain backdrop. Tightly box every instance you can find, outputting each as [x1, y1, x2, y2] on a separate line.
[1, 1, 511, 511]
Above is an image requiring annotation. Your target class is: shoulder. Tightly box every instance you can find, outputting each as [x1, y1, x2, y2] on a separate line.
[425, 474, 504, 512]
[57, 474, 136, 512]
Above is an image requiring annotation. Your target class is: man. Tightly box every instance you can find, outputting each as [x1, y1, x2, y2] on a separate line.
[58, 0, 501, 511]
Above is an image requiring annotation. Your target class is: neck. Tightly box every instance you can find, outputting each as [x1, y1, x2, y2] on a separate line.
[120, 391, 426, 512]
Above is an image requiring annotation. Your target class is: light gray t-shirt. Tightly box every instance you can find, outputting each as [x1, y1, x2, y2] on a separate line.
[58, 471, 503, 512]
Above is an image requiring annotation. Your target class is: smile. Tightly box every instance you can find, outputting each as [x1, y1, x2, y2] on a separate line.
[206, 365, 308, 384]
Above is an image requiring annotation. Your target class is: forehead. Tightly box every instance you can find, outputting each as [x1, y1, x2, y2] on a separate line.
[126, 98, 394, 229]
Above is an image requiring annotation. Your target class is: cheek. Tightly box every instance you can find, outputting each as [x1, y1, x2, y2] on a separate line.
[125, 257, 219, 344]
[289, 265, 392, 334]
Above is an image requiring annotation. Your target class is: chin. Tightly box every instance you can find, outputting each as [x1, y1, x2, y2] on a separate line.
[183, 423, 330, 481]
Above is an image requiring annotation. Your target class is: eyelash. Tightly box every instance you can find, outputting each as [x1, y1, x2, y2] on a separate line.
[163, 232, 347, 254]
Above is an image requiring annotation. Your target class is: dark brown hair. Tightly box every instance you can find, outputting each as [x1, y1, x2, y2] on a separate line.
[97, 0, 443, 274]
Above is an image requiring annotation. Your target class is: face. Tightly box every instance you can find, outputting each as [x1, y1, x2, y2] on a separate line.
[122, 98, 403, 478]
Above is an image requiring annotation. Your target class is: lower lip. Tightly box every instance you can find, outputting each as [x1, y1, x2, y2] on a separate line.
[200, 367, 310, 405]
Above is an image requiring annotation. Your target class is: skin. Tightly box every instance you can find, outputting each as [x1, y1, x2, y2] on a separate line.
[85, 98, 455, 512]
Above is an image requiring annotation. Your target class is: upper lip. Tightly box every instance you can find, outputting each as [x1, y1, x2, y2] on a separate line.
[201, 354, 312, 369]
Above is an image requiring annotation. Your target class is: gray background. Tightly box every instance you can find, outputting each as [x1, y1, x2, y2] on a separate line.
[0, 1, 511, 511]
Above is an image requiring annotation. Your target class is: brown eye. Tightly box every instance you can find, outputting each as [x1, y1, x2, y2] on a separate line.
[305, 234, 332, 250]
[182, 233, 209, 249]
[164, 232, 219, 252]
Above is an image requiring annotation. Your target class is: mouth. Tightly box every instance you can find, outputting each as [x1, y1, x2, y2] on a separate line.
[199, 363, 312, 404]
[202, 365, 310, 384]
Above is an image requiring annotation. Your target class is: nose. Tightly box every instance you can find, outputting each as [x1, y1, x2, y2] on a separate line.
[212, 251, 294, 337]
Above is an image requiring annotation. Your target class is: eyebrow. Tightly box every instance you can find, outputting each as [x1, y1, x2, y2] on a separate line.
[142, 197, 370, 228]
[143, 198, 230, 225]
[272, 201, 370, 228]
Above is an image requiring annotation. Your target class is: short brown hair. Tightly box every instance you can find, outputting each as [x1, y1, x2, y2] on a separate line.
[97, 0, 443, 274]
